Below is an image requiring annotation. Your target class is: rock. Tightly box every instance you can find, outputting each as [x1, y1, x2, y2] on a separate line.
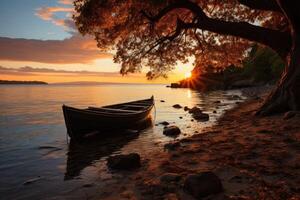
[170, 83, 181, 88]
[107, 153, 141, 170]
[192, 112, 209, 121]
[188, 106, 202, 114]
[183, 172, 223, 199]
[164, 142, 180, 150]
[213, 110, 217, 113]
[160, 100, 165, 102]
[214, 100, 221, 104]
[82, 183, 94, 188]
[160, 173, 181, 183]
[184, 106, 190, 111]
[179, 116, 183, 119]
[160, 121, 170, 126]
[163, 126, 181, 136]
[228, 94, 242, 100]
[283, 111, 300, 120]
[172, 104, 182, 109]
[164, 193, 179, 200]
[23, 177, 42, 185]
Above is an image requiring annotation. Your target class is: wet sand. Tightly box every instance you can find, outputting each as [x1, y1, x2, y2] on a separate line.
[79, 94, 300, 199]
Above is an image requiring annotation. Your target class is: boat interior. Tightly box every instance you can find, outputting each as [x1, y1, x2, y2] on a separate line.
[86, 98, 153, 114]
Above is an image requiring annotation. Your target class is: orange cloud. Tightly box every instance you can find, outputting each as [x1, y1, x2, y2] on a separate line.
[35, 4, 75, 32]
[58, 0, 73, 5]
[0, 35, 112, 64]
[35, 7, 73, 21]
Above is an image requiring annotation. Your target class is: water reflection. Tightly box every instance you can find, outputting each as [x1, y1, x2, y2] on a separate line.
[64, 118, 153, 180]
[65, 132, 139, 180]
[187, 89, 192, 98]
[0, 84, 244, 199]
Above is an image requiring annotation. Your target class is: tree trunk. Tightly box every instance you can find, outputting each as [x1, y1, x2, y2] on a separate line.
[257, 1, 300, 115]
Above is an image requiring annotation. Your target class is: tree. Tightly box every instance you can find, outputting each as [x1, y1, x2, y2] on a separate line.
[74, 0, 300, 115]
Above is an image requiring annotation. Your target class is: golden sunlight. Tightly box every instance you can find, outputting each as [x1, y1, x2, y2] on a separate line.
[184, 71, 192, 79]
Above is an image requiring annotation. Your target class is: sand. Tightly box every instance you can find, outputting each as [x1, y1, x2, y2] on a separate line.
[67, 96, 300, 200]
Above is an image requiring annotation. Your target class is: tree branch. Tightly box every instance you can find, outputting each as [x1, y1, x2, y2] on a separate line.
[238, 0, 282, 13]
[192, 18, 291, 58]
[141, 0, 291, 58]
[141, 0, 207, 22]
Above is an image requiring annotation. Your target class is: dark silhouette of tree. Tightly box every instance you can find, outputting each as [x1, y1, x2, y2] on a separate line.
[74, 0, 300, 115]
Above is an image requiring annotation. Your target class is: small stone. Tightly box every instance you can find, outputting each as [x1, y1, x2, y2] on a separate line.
[163, 126, 181, 137]
[107, 153, 141, 170]
[82, 183, 94, 188]
[120, 190, 134, 198]
[23, 177, 42, 185]
[283, 111, 300, 120]
[213, 110, 217, 113]
[164, 142, 180, 150]
[188, 106, 202, 114]
[160, 121, 170, 126]
[173, 104, 182, 109]
[184, 106, 190, 111]
[214, 100, 221, 104]
[160, 100, 165, 102]
[229, 95, 242, 100]
[184, 172, 223, 199]
[164, 193, 178, 200]
[179, 116, 183, 119]
[160, 173, 181, 183]
[193, 112, 209, 121]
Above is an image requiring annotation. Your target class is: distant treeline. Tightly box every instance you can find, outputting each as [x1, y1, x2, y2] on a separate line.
[0, 80, 48, 85]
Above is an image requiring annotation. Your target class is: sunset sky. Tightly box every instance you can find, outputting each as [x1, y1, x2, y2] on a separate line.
[0, 0, 193, 83]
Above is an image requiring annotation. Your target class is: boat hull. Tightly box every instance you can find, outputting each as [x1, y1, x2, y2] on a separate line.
[62, 97, 154, 139]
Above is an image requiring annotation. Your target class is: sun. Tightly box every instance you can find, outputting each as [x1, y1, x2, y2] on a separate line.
[184, 72, 192, 79]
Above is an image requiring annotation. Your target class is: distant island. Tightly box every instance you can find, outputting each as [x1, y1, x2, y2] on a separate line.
[0, 80, 48, 85]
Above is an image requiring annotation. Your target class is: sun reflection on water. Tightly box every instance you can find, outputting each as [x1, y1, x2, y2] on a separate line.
[187, 89, 192, 98]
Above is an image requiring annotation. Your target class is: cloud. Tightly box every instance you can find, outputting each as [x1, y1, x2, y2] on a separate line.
[0, 66, 123, 77]
[58, 0, 74, 5]
[35, 3, 75, 32]
[0, 35, 112, 64]
[35, 7, 73, 21]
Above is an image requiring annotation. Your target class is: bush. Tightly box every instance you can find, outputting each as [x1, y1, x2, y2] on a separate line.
[241, 45, 284, 82]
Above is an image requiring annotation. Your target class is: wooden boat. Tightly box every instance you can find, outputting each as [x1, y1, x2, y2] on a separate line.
[62, 96, 154, 139]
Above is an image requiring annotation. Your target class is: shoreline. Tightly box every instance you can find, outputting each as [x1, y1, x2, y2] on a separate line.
[85, 94, 300, 199]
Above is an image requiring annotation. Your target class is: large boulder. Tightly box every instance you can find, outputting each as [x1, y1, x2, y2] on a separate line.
[184, 172, 223, 199]
[107, 153, 141, 170]
[163, 126, 181, 137]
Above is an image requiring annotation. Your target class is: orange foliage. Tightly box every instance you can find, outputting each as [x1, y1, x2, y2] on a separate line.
[74, 0, 287, 78]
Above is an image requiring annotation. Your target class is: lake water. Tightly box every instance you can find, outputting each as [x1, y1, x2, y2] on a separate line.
[0, 83, 244, 199]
